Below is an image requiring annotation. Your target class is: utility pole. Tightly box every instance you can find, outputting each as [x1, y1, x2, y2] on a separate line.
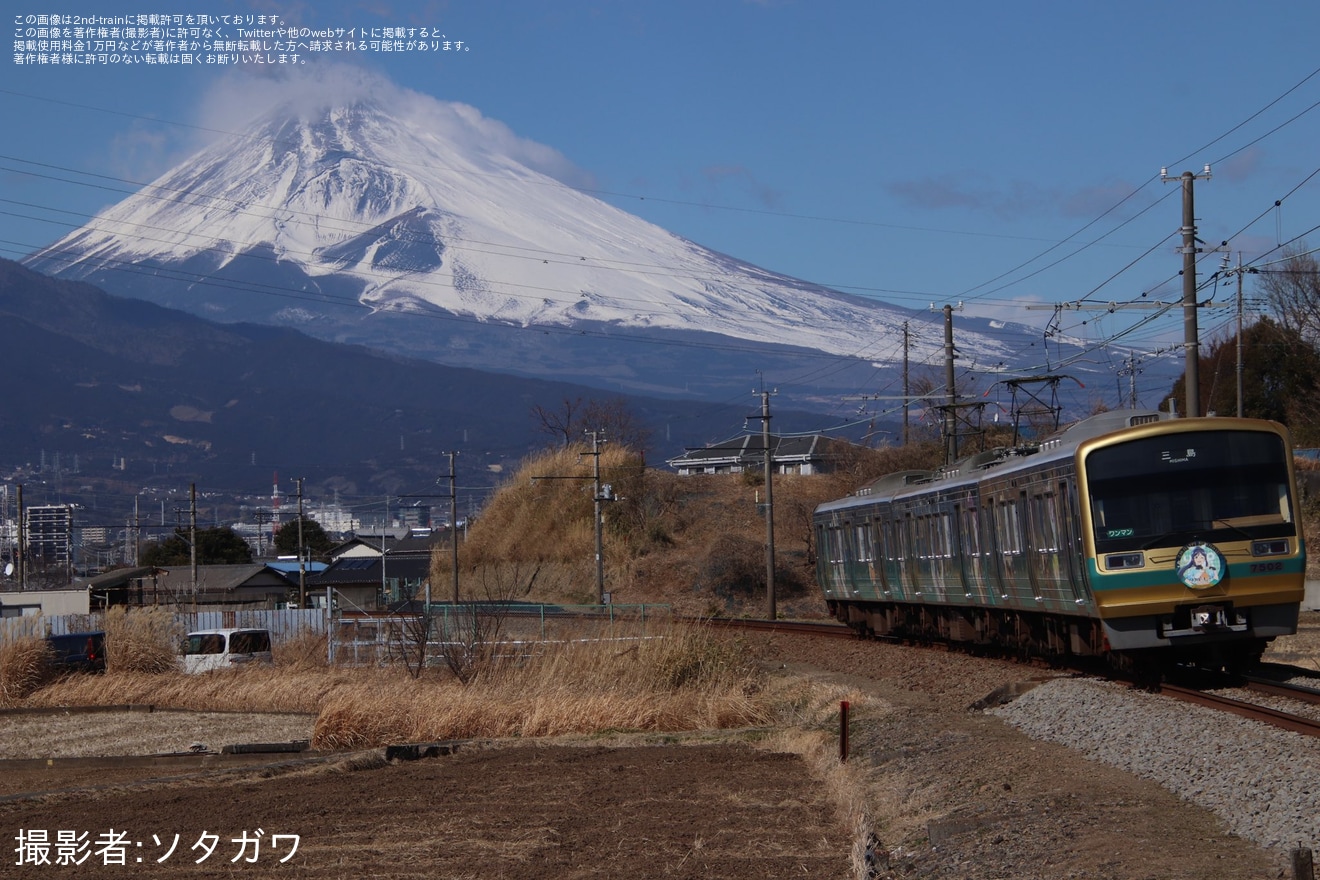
[944, 304, 958, 463]
[398, 457, 463, 604]
[1120, 355, 1142, 410]
[754, 386, 777, 621]
[1219, 252, 1257, 418]
[16, 483, 24, 591]
[902, 321, 911, 445]
[296, 478, 306, 608]
[1161, 165, 1213, 417]
[447, 451, 459, 604]
[585, 431, 607, 605]
[530, 444, 612, 604]
[1237, 254, 1245, 418]
[189, 483, 197, 597]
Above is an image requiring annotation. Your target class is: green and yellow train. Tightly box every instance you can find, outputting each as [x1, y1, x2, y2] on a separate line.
[814, 410, 1306, 671]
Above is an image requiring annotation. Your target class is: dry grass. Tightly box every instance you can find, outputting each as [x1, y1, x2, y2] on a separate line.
[312, 621, 770, 749]
[22, 622, 775, 750]
[0, 636, 52, 707]
[274, 630, 329, 670]
[28, 666, 353, 714]
[104, 606, 182, 673]
[757, 677, 885, 880]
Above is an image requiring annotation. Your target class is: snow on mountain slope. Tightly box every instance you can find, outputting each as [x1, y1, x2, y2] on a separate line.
[27, 81, 1022, 372]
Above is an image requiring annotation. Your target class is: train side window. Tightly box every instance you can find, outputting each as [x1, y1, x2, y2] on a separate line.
[901, 515, 917, 560]
[996, 499, 1022, 556]
[824, 526, 845, 564]
[1034, 491, 1060, 553]
[962, 505, 981, 558]
[853, 523, 874, 562]
[887, 521, 900, 563]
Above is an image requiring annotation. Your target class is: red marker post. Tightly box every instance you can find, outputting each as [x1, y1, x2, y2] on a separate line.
[840, 700, 850, 763]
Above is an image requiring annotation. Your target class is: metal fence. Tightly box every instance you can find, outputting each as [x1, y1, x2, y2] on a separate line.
[0, 608, 326, 644]
[328, 603, 672, 667]
[0, 603, 670, 669]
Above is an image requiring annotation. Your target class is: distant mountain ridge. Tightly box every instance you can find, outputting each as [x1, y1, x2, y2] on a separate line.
[19, 87, 1110, 408]
[0, 259, 850, 507]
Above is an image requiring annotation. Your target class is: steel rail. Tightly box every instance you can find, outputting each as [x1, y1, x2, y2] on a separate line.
[1158, 683, 1320, 738]
[1240, 675, 1320, 707]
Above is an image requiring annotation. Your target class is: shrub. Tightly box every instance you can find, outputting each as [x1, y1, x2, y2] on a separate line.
[699, 534, 766, 600]
[0, 636, 53, 706]
[274, 630, 328, 670]
[104, 607, 182, 674]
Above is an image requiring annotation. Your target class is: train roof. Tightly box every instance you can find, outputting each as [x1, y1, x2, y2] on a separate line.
[816, 409, 1176, 514]
[816, 409, 1295, 516]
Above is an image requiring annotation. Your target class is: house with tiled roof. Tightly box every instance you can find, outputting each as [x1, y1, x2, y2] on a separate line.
[310, 528, 444, 610]
[150, 564, 301, 608]
[665, 434, 835, 476]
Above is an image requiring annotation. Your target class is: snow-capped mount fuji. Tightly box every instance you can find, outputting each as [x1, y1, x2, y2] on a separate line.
[26, 89, 1075, 410]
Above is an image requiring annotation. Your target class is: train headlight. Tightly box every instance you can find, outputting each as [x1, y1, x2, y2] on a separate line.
[1104, 553, 1145, 570]
[1251, 540, 1288, 557]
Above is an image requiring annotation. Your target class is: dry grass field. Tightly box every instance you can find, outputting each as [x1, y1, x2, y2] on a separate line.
[0, 620, 870, 879]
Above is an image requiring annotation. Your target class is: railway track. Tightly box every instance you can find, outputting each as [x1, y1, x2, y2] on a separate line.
[1241, 674, 1320, 707]
[700, 617, 854, 638]
[1158, 679, 1320, 738]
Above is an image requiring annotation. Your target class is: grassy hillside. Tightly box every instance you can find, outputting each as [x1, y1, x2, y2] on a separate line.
[446, 439, 946, 617]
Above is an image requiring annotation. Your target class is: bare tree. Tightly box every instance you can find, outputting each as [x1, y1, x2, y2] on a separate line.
[393, 601, 435, 679]
[1260, 245, 1320, 344]
[582, 398, 652, 453]
[433, 562, 540, 685]
[532, 397, 585, 448]
[532, 397, 652, 453]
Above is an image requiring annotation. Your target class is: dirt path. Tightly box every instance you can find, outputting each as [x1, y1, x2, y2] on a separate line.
[2, 741, 849, 879]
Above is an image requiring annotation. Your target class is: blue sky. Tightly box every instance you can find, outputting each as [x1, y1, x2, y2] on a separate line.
[6, 0, 1320, 367]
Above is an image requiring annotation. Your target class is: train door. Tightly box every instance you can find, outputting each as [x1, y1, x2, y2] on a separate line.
[851, 518, 881, 600]
[899, 510, 919, 598]
[1058, 480, 1089, 606]
[957, 498, 989, 604]
[992, 492, 1027, 606]
[980, 492, 1007, 604]
[1025, 488, 1058, 608]
[933, 508, 955, 603]
[818, 520, 850, 600]
[879, 516, 903, 600]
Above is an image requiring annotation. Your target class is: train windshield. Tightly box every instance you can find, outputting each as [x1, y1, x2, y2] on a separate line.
[1085, 429, 1295, 554]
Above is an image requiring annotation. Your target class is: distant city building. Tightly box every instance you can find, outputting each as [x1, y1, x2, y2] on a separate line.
[397, 503, 431, 530]
[26, 503, 76, 579]
[308, 504, 360, 535]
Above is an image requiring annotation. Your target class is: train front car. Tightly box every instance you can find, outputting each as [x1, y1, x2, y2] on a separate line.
[1079, 416, 1306, 671]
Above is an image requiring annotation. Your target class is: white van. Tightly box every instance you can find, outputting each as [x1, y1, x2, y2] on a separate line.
[181, 628, 274, 674]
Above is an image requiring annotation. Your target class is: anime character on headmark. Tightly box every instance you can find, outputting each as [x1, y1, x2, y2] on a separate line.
[1176, 543, 1224, 588]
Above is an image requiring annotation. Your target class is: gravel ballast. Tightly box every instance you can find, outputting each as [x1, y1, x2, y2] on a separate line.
[991, 677, 1320, 854]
